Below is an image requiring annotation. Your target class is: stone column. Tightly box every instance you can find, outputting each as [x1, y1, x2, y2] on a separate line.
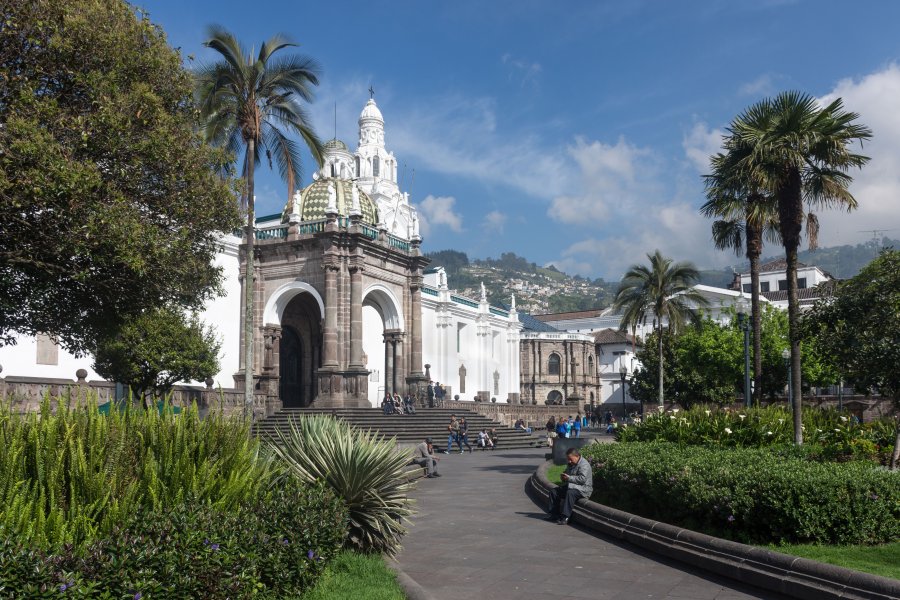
[408, 277, 424, 377]
[391, 337, 399, 394]
[349, 258, 364, 369]
[322, 259, 340, 369]
[384, 333, 393, 395]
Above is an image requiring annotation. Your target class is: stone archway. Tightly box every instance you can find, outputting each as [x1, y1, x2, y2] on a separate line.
[547, 390, 563, 405]
[278, 293, 322, 407]
[362, 284, 404, 405]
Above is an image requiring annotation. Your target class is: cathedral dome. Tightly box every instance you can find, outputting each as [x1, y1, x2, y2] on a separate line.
[359, 98, 384, 123]
[284, 177, 379, 225]
[324, 138, 349, 152]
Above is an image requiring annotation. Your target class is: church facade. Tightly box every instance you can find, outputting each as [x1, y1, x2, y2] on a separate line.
[0, 97, 524, 410]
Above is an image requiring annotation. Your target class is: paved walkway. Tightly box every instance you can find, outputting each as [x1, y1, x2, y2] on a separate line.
[394, 447, 786, 600]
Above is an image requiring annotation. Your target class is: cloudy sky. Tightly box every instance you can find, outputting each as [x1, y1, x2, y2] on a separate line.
[144, 0, 900, 280]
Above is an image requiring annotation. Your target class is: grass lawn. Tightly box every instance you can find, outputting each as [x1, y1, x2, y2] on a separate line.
[768, 542, 900, 581]
[300, 550, 405, 600]
[547, 464, 565, 485]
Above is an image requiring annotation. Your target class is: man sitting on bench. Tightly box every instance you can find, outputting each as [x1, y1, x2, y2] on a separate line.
[413, 437, 441, 478]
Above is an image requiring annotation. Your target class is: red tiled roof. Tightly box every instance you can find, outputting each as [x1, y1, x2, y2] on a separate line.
[757, 257, 807, 273]
[593, 328, 641, 346]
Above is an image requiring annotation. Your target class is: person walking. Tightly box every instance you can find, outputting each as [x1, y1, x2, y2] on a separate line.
[413, 437, 441, 478]
[572, 416, 581, 438]
[445, 414, 461, 454]
[458, 417, 474, 453]
[546, 447, 593, 525]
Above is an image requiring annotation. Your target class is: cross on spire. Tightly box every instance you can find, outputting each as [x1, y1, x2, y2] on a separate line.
[368, 85, 375, 99]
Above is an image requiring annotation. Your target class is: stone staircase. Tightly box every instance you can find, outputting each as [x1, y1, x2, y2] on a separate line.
[253, 407, 547, 451]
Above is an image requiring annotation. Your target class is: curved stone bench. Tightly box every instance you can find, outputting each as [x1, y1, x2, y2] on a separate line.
[527, 460, 900, 600]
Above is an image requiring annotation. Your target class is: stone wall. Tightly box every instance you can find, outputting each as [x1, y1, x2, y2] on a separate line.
[443, 399, 590, 428]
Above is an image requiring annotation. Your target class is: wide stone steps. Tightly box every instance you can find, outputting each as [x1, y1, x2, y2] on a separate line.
[253, 407, 547, 451]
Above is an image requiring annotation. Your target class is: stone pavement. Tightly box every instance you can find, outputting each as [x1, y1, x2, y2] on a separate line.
[394, 447, 787, 600]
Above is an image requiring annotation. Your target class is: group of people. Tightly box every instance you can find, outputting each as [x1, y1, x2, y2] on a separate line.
[381, 393, 417, 415]
[426, 381, 447, 407]
[545, 415, 582, 444]
[445, 414, 498, 453]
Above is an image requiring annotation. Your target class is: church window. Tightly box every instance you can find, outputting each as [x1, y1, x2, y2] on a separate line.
[548, 353, 561, 375]
[355, 156, 360, 177]
[330, 162, 337, 177]
[373, 156, 380, 177]
[588, 355, 594, 377]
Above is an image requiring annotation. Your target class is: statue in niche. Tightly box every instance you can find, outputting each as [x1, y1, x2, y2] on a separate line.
[326, 181, 337, 213]
[493, 370, 500, 395]
[458, 364, 466, 393]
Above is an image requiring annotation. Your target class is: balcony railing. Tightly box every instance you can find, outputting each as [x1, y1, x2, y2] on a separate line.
[255, 225, 288, 240]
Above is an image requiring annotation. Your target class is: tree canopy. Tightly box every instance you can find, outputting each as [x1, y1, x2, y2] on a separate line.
[0, 0, 240, 356]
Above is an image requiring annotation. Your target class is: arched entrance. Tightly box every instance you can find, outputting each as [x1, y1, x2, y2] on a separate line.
[279, 326, 303, 407]
[361, 284, 404, 406]
[547, 390, 563, 405]
[278, 292, 322, 407]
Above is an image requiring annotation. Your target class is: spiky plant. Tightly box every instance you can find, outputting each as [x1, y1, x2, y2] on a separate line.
[268, 415, 414, 556]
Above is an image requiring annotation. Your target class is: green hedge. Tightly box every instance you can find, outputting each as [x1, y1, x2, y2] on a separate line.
[0, 477, 348, 599]
[616, 406, 897, 464]
[582, 441, 900, 545]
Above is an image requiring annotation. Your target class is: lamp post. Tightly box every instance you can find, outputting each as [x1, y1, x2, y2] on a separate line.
[782, 348, 792, 412]
[736, 297, 752, 408]
[619, 364, 628, 423]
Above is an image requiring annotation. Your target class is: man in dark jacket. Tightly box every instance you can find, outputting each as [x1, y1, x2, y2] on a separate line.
[546, 448, 593, 525]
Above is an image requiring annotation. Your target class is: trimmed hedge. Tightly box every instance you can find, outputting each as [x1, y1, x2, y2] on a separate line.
[0, 477, 348, 599]
[582, 441, 900, 545]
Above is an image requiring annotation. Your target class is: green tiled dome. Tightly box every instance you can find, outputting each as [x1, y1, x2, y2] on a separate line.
[283, 177, 379, 225]
[324, 139, 349, 152]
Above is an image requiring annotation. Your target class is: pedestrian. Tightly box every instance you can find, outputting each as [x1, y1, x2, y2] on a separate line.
[458, 417, 474, 453]
[445, 414, 461, 453]
[572, 416, 581, 438]
[488, 427, 499, 450]
[555, 418, 567, 439]
[546, 447, 593, 525]
[413, 437, 441, 478]
[546, 416, 557, 447]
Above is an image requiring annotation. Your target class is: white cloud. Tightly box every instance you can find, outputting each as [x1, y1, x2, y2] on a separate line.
[483, 210, 507, 233]
[547, 136, 662, 224]
[738, 73, 775, 97]
[501, 53, 542, 87]
[415, 195, 463, 236]
[388, 94, 570, 200]
[682, 121, 724, 173]
[816, 64, 900, 246]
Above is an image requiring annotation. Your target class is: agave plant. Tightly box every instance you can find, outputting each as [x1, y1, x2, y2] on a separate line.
[267, 415, 414, 556]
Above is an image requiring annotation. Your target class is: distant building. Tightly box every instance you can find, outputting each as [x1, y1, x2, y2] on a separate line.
[730, 258, 834, 309]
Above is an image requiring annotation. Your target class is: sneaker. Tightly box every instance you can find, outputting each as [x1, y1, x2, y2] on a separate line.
[443, 451, 450, 454]
[557, 518, 569, 525]
[432, 473, 442, 477]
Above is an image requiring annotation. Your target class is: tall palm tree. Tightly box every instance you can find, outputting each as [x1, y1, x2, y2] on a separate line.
[613, 250, 707, 409]
[728, 91, 871, 444]
[195, 27, 325, 417]
[702, 153, 781, 405]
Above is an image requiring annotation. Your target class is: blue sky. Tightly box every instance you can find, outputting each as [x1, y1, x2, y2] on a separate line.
[142, 0, 900, 280]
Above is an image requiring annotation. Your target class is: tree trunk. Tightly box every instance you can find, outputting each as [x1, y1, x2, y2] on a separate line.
[779, 168, 804, 445]
[243, 138, 256, 420]
[657, 323, 664, 409]
[890, 419, 900, 471]
[746, 218, 763, 406]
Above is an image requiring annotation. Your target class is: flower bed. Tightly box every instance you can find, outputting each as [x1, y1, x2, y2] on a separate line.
[582, 441, 900, 545]
[616, 406, 896, 464]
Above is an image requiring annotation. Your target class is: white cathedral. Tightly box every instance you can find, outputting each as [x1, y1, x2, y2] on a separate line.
[0, 97, 524, 409]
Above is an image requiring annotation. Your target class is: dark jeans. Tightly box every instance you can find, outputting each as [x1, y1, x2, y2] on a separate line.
[548, 484, 585, 519]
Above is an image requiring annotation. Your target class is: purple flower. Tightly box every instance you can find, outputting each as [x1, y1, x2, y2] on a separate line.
[727, 515, 736, 523]
[870, 493, 879, 501]
[307, 549, 315, 559]
[134, 594, 143, 600]
[282, 538, 289, 545]
[210, 543, 220, 551]
[59, 584, 69, 592]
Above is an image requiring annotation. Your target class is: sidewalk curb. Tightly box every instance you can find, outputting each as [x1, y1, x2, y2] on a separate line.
[386, 558, 437, 600]
[528, 460, 900, 600]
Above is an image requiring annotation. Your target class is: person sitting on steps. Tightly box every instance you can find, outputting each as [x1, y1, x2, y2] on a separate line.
[477, 429, 493, 450]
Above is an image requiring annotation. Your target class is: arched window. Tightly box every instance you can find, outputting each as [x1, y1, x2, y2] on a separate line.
[330, 162, 337, 177]
[548, 353, 561, 375]
[355, 156, 361, 177]
[587, 355, 594, 377]
[547, 390, 563, 405]
[373, 156, 380, 177]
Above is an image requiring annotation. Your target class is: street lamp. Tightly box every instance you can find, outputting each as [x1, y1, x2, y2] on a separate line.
[782, 348, 792, 412]
[619, 364, 628, 422]
[736, 297, 752, 408]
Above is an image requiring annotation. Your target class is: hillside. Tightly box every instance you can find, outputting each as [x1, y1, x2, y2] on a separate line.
[425, 238, 893, 316]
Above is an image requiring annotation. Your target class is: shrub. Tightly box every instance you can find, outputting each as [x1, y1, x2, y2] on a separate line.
[0, 398, 271, 551]
[582, 441, 900, 545]
[617, 405, 896, 464]
[0, 477, 347, 599]
[267, 415, 414, 556]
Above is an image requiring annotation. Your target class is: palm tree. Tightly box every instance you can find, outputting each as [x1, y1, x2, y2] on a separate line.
[613, 250, 707, 409]
[727, 91, 871, 444]
[702, 152, 781, 405]
[195, 27, 325, 417]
